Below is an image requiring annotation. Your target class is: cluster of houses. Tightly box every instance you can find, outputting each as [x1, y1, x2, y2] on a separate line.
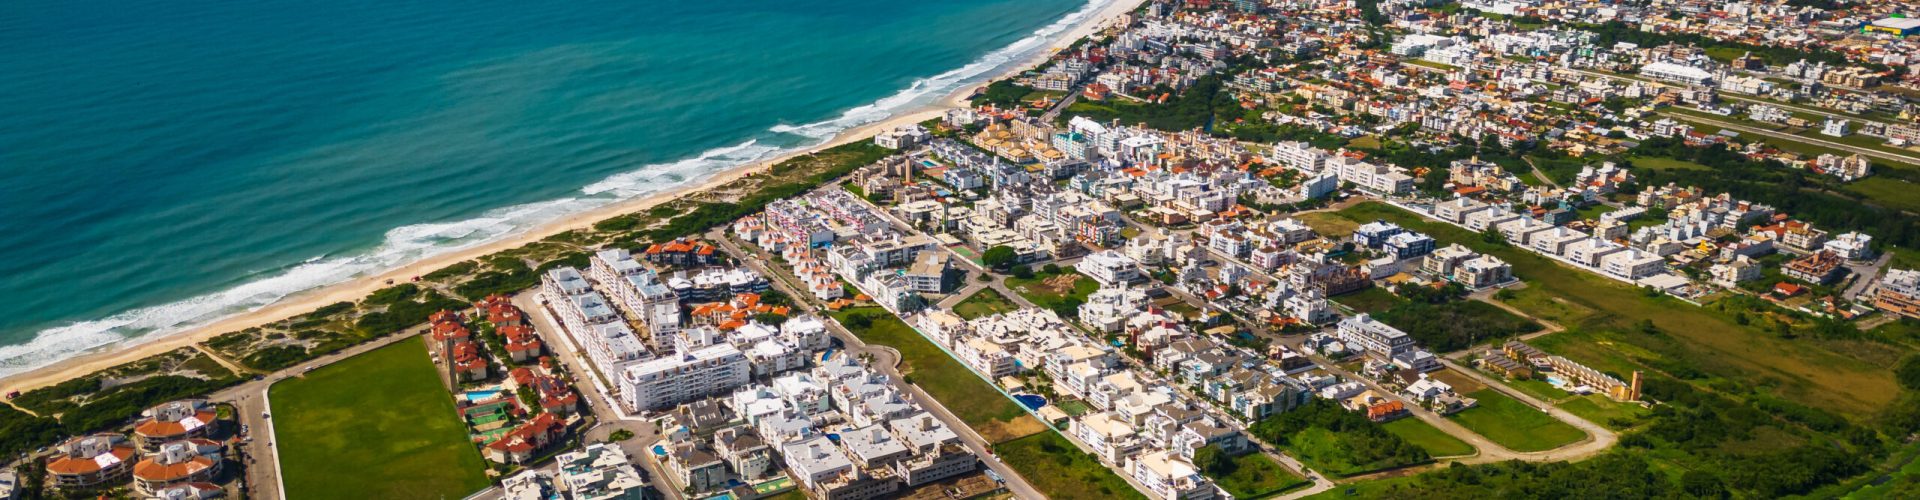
[424, 298, 589, 466]
[652, 351, 979, 500]
[42, 400, 229, 498]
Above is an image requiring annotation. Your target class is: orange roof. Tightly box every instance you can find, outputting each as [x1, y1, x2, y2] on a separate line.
[134, 409, 218, 439]
[47, 446, 135, 476]
[133, 454, 217, 482]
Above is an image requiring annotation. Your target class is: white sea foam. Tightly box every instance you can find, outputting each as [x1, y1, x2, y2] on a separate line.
[0, 0, 1117, 379]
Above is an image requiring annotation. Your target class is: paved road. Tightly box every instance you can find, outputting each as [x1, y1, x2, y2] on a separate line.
[1843, 252, 1894, 300]
[1658, 111, 1920, 167]
[1565, 67, 1901, 129]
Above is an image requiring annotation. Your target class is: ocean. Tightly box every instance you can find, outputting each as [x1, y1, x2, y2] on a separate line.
[0, 0, 1098, 376]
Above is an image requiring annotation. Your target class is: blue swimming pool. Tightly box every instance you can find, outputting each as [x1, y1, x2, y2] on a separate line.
[1013, 394, 1046, 410]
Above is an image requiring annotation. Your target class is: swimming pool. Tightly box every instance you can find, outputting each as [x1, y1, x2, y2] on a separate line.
[1013, 394, 1046, 410]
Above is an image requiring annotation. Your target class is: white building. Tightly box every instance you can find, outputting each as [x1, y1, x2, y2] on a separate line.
[618, 343, 750, 412]
[1076, 250, 1145, 287]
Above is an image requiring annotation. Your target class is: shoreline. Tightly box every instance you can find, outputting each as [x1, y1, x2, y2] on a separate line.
[0, 0, 1138, 398]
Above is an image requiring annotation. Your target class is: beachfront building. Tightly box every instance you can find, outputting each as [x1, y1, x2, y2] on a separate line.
[131, 439, 224, 497]
[592, 249, 684, 337]
[133, 400, 217, 452]
[46, 434, 136, 489]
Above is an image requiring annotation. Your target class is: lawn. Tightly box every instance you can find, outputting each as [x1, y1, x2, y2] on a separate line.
[1207, 452, 1310, 499]
[1446, 389, 1587, 452]
[1326, 202, 1904, 415]
[952, 288, 1019, 320]
[1846, 176, 1920, 213]
[271, 340, 490, 500]
[1331, 286, 1404, 314]
[1284, 427, 1416, 477]
[1005, 270, 1099, 310]
[831, 307, 1043, 443]
[1627, 155, 1711, 172]
[1295, 212, 1360, 239]
[1558, 395, 1650, 430]
[1381, 418, 1475, 458]
[994, 432, 1146, 500]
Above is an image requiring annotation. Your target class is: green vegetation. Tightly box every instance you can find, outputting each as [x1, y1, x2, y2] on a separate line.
[953, 288, 1019, 320]
[1381, 418, 1475, 458]
[1321, 453, 1683, 498]
[994, 432, 1146, 500]
[272, 340, 489, 500]
[1198, 449, 1311, 499]
[972, 79, 1037, 108]
[1330, 286, 1404, 314]
[1060, 74, 1231, 132]
[830, 307, 1040, 443]
[1446, 389, 1587, 452]
[1629, 137, 1920, 249]
[1326, 201, 1902, 414]
[1251, 399, 1430, 477]
[0, 404, 62, 460]
[1370, 284, 1542, 352]
[1558, 396, 1650, 430]
[1005, 268, 1099, 318]
[10, 348, 243, 435]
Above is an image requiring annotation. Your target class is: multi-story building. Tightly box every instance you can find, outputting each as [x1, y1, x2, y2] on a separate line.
[1337, 314, 1415, 360]
[1784, 250, 1846, 285]
[556, 443, 648, 500]
[1127, 450, 1218, 500]
[132, 400, 216, 452]
[131, 439, 223, 497]
[618, 343, 749, 412]
[46, 434, 136, 489]
[1875, 269, 1920, 320]
[592, 250, 683, 336]
[1076, 250, 1144, 287]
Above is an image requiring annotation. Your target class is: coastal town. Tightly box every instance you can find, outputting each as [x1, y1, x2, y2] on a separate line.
[5, 0, 1920, 499]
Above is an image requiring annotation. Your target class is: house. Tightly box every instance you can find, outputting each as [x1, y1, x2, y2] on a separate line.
[485, 413, 566, 464]
[666, 441, 728, 493]
[1074, 412, 1144, 464]
[715, 426, 776, 480]
[1076, 250, 1145, 287]
[555, 444, 649, 500]
[1710, 256, 1762, 288]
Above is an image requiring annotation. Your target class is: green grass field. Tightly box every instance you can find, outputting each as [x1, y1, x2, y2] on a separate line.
[952, 288, 1019, 320]
[271, 340, 490, 500]
[1381, 418, 1475, 458]
[830, 307, 1042, 443]
[1846, 177, 1920, 213]
[1447, 389, 1586, 452]
[1283, 427, 1416, 477]
[1627, 156, 1710, 172]
[1326, 202, 1903, 415]
[1208, 452, 1310, 499]
[1558, 395, 1650, 430]
[1331, 287, 1404, 314]
[1005, 270, 1099, 310]
[994, 432, 1146, 500]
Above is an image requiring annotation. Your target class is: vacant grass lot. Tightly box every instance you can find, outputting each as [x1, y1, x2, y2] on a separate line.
[1331, 286, 1403, 314]
[1327, 202, 1903, 415]
[1284, 427, 1422, 477]
[1559, 395, 1651, 430]
[1208, 452, 1310, 498]
[1627, 155, 1710, 172]
[1381, 418, 1475, 458]
[952, 288, 1019, 320]
[1447, 389, 1586, 452]
[830, 307, 1043, 443]
[994, 432, 1146, 500]
[271, 340, 489, 500]
[1005, 270, 1099, 310]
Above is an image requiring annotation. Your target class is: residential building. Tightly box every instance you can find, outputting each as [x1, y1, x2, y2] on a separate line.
[133, 400, 216, 452]
[1875, 269, 1920, 320]
[619, 342, 750, 412]
[46, 434, 136, 489]
[131, 440, 223, 497]
[556, 443, 648, 500]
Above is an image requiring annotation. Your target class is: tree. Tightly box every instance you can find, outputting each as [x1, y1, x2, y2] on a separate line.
[842, 313, 873, 330]
[1010, 265, 1035, 280]
[983, 245, 1017, 269]
[1192, 444, 1234, 476]
[1042, 263, 1062, 275]
[1897, 355, 1920, 391]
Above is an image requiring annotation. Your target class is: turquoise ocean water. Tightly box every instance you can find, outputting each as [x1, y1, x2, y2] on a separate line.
[0, 0, 1097, 375]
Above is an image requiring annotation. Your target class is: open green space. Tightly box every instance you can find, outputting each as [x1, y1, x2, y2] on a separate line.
[1005, 269, 1100, 312]
[1295, 212, 1360, 239]
[952, 288, 1019, 320]
[271, 340, 489, 500]
[1446, 389, 1587, 452]
[1330, 287, 1403, 314]
[1205, 452, 1311, 499]
[993, 432, 1146, 500]
[1559, 395, 1651, 430]
[1846, 177, 1920, 213]
[830, 307, 1042, 443]
[1626, 155, 1711, 172]
[1381, 418, 1475, 458]
[1324, 202, 1903, 415]
[1252, 399, 1430, 478]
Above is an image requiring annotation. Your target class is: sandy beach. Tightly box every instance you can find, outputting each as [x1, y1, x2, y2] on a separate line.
[0, 0, 1139, 398]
